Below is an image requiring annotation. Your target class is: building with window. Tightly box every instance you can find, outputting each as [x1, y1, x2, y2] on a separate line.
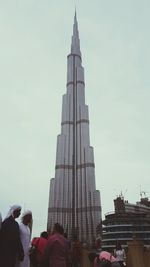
[102, 196, 150, 250]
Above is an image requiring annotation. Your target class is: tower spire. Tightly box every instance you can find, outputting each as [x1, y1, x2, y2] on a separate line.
[71, 10, 81, 56]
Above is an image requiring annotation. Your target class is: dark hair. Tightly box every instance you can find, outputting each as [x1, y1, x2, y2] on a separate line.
[116, 241, 122, 250]
[88, 252, 97, 263]
[40, 231, 48, 239]
[54, 223, 64, 235]
[64, 232, 68, 238]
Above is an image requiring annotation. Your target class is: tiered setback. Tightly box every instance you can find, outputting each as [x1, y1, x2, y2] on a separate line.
[47, 13, 101, 244]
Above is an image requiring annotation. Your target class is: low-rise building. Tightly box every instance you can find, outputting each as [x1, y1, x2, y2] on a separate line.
[102, 195, 150, 251]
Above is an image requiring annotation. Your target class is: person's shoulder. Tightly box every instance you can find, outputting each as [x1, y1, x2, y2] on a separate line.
[47, 234, 56, 242]
[2, 216, 14, 225]
[40, 237, 48, 244]
[49, 233, 66, 244]
[53, 233, 62, 238]
[3, 216, 11, 222]
[31, 237, 39, 246]
[19, 222, 25, 230]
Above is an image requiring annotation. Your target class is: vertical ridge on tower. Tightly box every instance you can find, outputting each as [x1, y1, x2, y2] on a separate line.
[47, 12, 101, 244]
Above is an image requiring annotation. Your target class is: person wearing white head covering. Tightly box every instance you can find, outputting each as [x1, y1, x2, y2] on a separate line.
[16, 210, 32, 267]
[0, 205, 24, 267]
[4, 205, 22, 221]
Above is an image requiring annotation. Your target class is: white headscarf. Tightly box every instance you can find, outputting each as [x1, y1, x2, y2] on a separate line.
[4, 205, 21, 221]
[21, 210, 32, 219]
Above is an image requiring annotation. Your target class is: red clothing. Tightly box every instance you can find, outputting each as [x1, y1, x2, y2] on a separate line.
[42, 233, 69, 267]
[34, 237, 48, 263]
[31, 237, 38, 246]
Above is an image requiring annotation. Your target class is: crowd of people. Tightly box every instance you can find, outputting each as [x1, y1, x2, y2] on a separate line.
[0, 205, 82, 267]
[0, 205, 126, 267]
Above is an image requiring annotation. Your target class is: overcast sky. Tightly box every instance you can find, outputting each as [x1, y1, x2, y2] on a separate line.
[0, 0, 150, 237]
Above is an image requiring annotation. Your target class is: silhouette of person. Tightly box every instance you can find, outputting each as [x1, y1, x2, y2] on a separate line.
[0, 205, 24, 267]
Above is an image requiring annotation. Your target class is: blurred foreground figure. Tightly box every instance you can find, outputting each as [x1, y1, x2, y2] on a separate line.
[72, 236, 82, 267]
[94, 251, 120, 267]
[0, 205, 24, 267]
[64, 233, 71, 267]
[16, 210, 32, 267]
[40, 223, 69, 267]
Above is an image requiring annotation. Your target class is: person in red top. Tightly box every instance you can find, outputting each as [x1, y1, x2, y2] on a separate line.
[35, 231, 48, 264]
[30, 231, 48, 267]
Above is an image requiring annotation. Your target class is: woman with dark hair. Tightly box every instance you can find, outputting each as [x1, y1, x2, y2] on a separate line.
[114, 242, 126, 267]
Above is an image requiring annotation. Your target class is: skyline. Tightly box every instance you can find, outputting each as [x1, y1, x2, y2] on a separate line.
[0, 0, 150, 237]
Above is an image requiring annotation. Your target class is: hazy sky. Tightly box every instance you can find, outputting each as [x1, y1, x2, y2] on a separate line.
[0, 0, 150, 236]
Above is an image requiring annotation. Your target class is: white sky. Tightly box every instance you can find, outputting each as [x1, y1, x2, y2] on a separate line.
[0, 0, 150, 237]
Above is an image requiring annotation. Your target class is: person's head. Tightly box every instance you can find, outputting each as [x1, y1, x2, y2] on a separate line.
[5, 205, 22, 220]
[22, 210, 32, 225]
[13, 207, 21, 219]
[95, 236, 102, 249]
[64, 232, 68, 239]
[53, 223, 64, 235]
[116, 241, 122, 250]
[40, 231, 48, 239]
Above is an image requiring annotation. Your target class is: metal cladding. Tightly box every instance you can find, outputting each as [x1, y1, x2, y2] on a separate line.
[47, 12, 101, 244]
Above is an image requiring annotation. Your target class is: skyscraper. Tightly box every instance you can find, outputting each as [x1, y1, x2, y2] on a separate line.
[47, 12, 101, 244]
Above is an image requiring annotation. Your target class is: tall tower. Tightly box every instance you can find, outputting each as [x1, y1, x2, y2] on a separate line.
[47, 12, 101, 244]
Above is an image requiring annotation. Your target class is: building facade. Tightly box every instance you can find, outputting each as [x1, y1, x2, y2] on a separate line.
[102, 196, 150, 251]
[47, 13, 101, 244]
